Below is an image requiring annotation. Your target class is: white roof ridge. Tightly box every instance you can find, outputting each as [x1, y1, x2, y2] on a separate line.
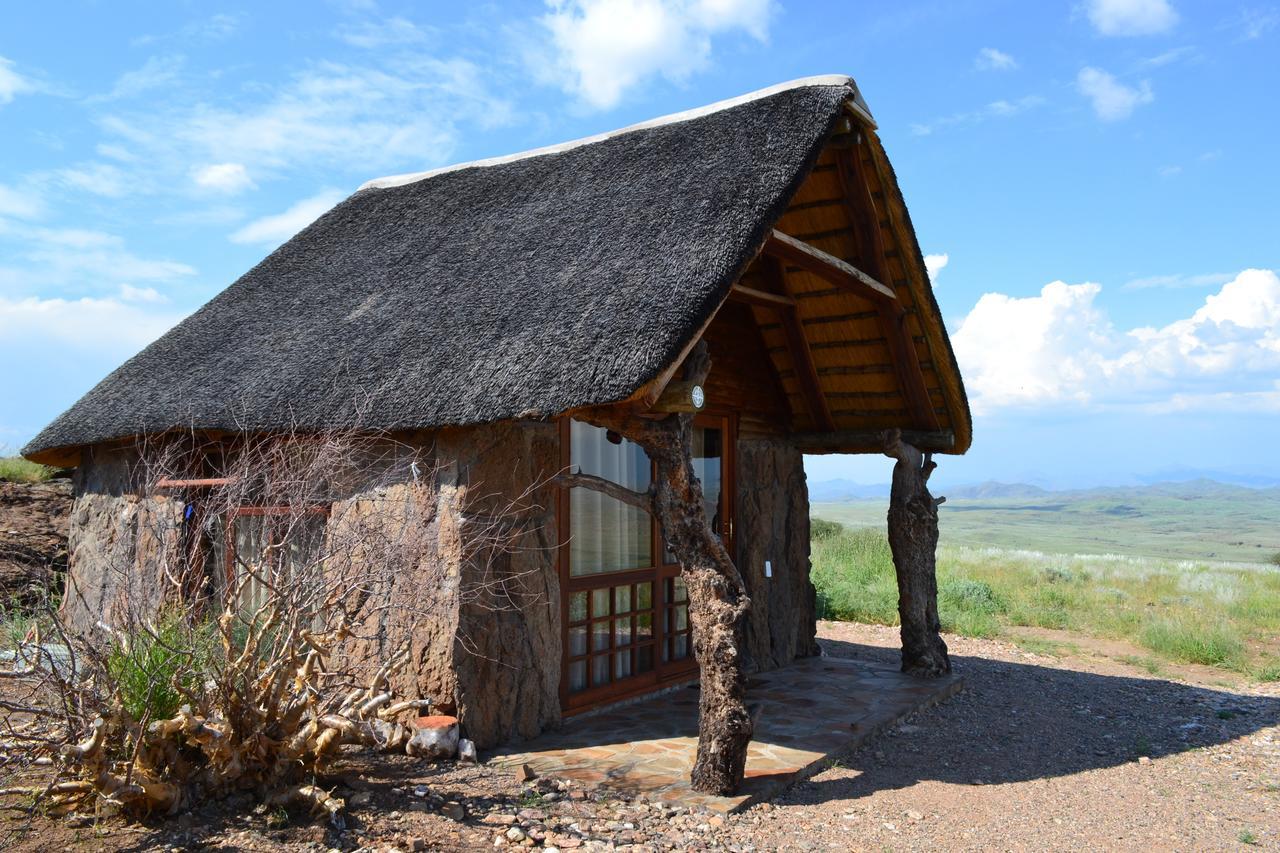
[359, 74, 871, 191]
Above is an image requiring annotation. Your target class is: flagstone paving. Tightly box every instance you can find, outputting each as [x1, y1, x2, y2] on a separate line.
[491, 655, 964, 813]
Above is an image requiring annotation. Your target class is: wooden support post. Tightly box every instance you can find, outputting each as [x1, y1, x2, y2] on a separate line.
[883, 429, 950, 677]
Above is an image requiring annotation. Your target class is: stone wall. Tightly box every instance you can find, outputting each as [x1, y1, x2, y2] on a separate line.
[63, 445, 182, 633]
[434, 421, 562, 748]
[58, 424, 814, 750]
[735, 438, 819, 672]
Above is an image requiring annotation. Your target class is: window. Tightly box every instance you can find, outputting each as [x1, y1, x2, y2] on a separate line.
[212, 506, 328, 616]
[568, 421, 652, 576]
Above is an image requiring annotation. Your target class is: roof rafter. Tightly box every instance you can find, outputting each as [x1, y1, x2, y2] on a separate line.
[833, 136, 941, 431]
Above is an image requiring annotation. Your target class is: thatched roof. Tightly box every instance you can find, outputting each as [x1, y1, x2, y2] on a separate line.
[25, 75, 970, 465]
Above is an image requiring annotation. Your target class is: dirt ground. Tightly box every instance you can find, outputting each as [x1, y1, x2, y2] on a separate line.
[3, 620, 1278, 852]
[0, 478, 70, 609]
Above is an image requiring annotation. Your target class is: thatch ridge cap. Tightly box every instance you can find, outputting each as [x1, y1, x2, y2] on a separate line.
[360, 74, 872, 191]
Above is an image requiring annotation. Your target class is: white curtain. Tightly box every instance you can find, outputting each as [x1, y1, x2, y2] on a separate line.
[569, 420, 652, 576]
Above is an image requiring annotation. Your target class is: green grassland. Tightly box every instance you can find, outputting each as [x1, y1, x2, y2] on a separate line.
[810, 522, 1280, 681]
[812, 480, 1280, 565]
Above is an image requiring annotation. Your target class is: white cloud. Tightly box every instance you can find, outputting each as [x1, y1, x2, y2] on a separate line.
[55, 162, 131, 197]
[230, 190, 345, 246]
[0, 221, 196, 293]
[1076, 67, 1153, 121]
[1085, 0, 1178, 36]
[1123, 272, 1233, 290]
[0, 56, 35, 105]
[96, 57, 512, 183]
[94, 55, 184, 102]
[191, 162, 256, 194]
[911, 95, 1043, 136]
[118, 283, 167, 303]
[0, 184, 43, 219]
[952, 269, 1280, 414]
[925, 253, 949, 282]
[974, 47, 1017, 71]
[338, 17, 429, 48]
[539, 0, 773, 110]
[0, 294, 184, 350]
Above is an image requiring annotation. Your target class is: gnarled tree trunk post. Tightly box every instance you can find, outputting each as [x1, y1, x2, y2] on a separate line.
[560, 343, 753, 794]
[883, 428, 950, 677]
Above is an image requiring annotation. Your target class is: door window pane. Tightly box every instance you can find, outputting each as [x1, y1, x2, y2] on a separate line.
[569, 591, 588, 623]
[569, 661, 587, 692]
[692, 426, 723, 536]
[569, 421, 653, 576]
[568, 626, 587, 657]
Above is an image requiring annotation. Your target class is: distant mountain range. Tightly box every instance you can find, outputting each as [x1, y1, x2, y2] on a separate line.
[809, 477, 1280, 503]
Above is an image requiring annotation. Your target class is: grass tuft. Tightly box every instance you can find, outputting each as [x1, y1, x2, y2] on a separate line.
[1138, 617, 1245, 668]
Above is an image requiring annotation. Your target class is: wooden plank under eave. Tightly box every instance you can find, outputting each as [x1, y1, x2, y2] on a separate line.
[761, 256, 835, 433]
[729, 283, 795, 310]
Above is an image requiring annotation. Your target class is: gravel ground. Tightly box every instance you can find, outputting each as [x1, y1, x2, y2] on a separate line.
[5, 621, 1277, 851]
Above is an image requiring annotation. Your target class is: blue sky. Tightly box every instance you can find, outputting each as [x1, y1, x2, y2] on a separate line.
[1, 0, 1277, 488]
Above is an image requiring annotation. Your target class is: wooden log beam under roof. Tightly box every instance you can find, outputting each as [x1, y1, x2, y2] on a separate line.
[763, 229, 897, 303]
[729, 283, 795, 309]
[794, 429, 955, 453]
[833, 136, 941, 431]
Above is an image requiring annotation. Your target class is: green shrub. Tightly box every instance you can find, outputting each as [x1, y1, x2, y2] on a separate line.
[810, 517, 844, 541]
[0, 456, 52, 484]
[1269, 552, 1280, 568]
[107, 611, 216, 722]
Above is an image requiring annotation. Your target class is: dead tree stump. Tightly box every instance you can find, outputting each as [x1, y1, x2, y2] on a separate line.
[560, 343, 752, 794]
[883, 428, 950, 677]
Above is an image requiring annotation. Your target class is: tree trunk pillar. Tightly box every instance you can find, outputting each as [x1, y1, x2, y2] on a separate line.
[883, 429, 950, 677]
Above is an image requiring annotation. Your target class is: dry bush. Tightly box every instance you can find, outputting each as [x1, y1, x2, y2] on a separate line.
[0, 427, 547, 828]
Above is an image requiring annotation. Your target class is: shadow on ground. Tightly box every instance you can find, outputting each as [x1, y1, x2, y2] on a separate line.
[797, 637, 1280, 803]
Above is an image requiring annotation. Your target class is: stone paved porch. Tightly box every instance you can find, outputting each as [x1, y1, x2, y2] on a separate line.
[491, 655, 963, 813]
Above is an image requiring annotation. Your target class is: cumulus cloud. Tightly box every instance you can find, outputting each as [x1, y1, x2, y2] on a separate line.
[925, 253, 949, 282]
[539, 0, 772, 110]
[974, 47, 1017, 71]
[1076, 67, 1153, 120]
[118, 283, 167, 303]
[191, 162, 255, 194]
[1085, 0, 1178, 36]
[230, 190, 345, 246]
[0, 56, 35, 105]
[952, 269, 1280, 414]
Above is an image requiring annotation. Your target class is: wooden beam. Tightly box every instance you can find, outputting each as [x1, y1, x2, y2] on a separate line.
[762, 256, 835, 432]
[836, 141, 941, 431]
[763, 229, 897, 303]
[155, 477, 236, 488]
[729, 283, 795, 310]
[651, 380, 705, 414]
[794, 429, 955, 453]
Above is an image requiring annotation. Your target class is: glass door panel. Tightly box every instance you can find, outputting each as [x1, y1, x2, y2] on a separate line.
[563, 415, 732, 709]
